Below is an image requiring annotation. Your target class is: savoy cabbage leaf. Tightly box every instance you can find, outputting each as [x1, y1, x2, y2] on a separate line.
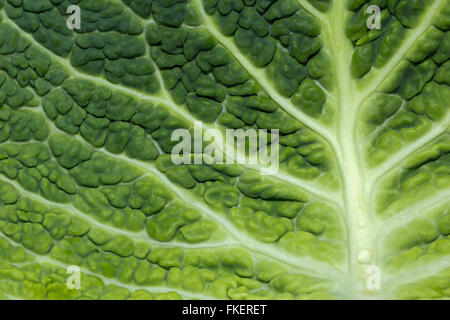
[0, 0, 448, 300]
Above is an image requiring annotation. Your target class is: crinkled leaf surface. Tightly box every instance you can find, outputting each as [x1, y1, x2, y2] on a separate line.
[0, 0, 448, 300]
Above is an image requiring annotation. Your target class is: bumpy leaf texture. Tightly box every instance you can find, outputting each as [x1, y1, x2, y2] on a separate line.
[0, 0, 448, 300]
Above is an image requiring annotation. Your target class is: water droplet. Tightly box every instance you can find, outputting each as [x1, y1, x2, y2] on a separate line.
[358, 219, 367, 228]
[358, 249, 372, 264]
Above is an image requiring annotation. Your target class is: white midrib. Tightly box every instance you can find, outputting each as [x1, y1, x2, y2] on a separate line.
[0, 0, 447, 300]
[321, 3, 375, 299]
[327, 0, 449, 299]
[191, 0, 378, 298]
[0, 0, 384, 298]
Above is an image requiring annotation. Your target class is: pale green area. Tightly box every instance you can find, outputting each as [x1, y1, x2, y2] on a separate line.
[0, 0, 448, 300]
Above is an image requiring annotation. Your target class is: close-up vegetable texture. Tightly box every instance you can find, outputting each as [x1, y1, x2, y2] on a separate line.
[0, 0, 448, 300]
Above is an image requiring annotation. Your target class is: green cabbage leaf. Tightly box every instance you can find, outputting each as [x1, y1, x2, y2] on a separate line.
[0, 0, 448, 300]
